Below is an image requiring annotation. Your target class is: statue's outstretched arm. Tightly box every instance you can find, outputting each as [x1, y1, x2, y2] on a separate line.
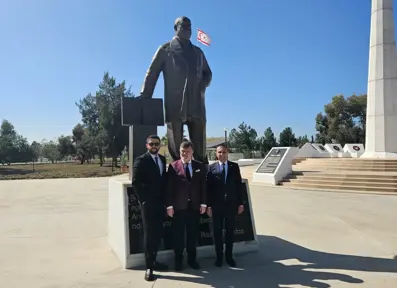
[140, 46, 165, 98]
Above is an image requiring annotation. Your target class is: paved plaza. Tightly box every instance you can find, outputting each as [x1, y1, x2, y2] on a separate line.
[1, 167, 397, 288]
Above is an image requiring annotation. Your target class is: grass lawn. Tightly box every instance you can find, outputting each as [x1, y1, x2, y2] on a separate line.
[0, 162, 125, 180]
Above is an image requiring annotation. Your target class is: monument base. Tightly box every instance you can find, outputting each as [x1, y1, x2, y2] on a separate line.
[360, 152, 397, 159]
[253, 147, 298, 185]
[108, 175, 259, 269]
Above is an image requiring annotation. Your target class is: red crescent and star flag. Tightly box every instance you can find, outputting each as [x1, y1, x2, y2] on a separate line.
[197, 28, 211, 46]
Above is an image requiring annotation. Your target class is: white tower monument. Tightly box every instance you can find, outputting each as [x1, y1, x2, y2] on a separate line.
[361, 0, 397, 158]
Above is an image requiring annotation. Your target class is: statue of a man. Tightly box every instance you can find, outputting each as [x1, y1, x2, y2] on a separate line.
[139, 16, 212, 164]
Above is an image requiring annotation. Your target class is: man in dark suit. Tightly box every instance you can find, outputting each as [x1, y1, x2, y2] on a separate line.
[206, 144, 245, 267]
[166, 140, 207, 271]
[131, 135, 168, 281]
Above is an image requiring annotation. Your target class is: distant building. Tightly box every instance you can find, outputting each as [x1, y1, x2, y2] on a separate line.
[206, 138, 226, 149]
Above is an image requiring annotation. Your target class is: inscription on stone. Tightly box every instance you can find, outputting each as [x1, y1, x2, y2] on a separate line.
[256, 148, 287, 174]
[127, 180, 255, 255]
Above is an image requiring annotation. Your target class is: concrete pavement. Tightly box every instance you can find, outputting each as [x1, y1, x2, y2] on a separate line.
[1, 169, 397, 287]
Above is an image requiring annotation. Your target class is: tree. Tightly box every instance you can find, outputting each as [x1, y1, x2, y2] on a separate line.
[72, 124, 93, 164]
[0, 120, 16, 164]
[228, 122, 258, 158]
[72, 124, 85, 143]
[42, 141, 60, 163]
[76, 72, 131, 166]
[76, 94, 103, 164]
[57, 135, 75, 159]
[161, 135, 168, 146]
[315, 113, 331, 144]
[30, 141, 42, 161]
[279, 127, 297, 147]
[315, 94, 366, 145]
[96, 72, 131, 166]
[296, 135, 309, 148]
[13, 135, 33, 163]
[259, 127, 278, 155]
[0, 120, 34, 164]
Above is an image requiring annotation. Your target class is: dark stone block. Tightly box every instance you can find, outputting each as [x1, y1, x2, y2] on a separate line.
[127, 180, 256, 255]
[121, 97, 164, 126]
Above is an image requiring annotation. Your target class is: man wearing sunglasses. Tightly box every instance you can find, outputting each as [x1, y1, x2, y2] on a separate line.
[131, 135, 168, 281]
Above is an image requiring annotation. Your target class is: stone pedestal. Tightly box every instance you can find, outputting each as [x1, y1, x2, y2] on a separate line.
[361, 0, 397, 158]
[253, 147, 298, 185]
[108, 176, 258, 269]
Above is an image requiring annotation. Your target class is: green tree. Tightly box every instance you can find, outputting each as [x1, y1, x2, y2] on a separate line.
[42, 140, 60, 163]
[57, 135, 75, 159]
[279, 127, 297, 147]
[13, 135, 33, 163]
[296, 135, 310, 148]
[72, 124, 93, 164]
[76, 72, 131, 167]
[228, 122, 258, 158]
[161, 135, 168, 146]
[0, 120, 33, 164]
[0, 120, 16, 164]
[259, 127, 278, 155]
[30, 141, 42, 161]
[315, 94, 366, 146]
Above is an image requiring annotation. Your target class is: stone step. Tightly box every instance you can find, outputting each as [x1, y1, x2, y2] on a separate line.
[297, 162, 397, 166]
[280, 181, 397, 194]
[293, 166, 397, 172]
[293, 171, 397, 177]
[283, 178, 396, 188]
[296, 158, 397, 165]
[287, 174, 397, 183]
[281, 158, 397, 194]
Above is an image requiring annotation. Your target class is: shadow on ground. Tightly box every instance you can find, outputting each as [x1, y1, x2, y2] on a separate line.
[158, 235, 397, 287]
[0, 167, 37, 176]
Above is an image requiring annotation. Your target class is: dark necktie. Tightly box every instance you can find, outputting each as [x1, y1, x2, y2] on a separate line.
[185, 164, 192, 181]
[154, 156, 161, 175]
[221, 163, 226, 184]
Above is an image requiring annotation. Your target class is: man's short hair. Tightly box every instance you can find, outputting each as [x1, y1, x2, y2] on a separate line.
[146, 135, 160, 143]
[180, 140, 194, 150]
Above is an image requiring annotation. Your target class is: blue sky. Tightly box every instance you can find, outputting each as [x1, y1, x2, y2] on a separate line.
[0, 0, 374, 143]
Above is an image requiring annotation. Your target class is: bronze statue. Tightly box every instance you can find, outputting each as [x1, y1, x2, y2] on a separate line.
[139, 16, 212, 164]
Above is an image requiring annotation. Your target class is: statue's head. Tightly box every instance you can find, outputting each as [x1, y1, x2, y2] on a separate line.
[174, 16, 192, 41]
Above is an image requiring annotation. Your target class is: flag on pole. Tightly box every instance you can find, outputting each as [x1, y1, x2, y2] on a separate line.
[197, 29, 211, 46]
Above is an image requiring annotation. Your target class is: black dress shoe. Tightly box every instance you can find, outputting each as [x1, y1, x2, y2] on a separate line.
[214, 259, 223, 267]
[226, 257, 236, 267]
[188, 261, 200, 270]
[144, 269, 155, 281]
[153, 261, 168, 271]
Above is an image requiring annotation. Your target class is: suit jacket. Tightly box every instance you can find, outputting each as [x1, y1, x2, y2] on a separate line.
[207, 160, 244, 214]
[140, 37, 212, 123]
[166, 159, 207, 211]
[131, 152, 167, 205]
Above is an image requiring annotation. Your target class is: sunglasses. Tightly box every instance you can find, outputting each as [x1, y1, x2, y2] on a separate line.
[148, 142, 160, 147]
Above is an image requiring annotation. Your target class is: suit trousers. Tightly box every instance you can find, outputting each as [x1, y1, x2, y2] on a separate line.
[172, 202, 200, 262]
[167, 119, 208, 164]
[140, 202, 164, 269]
[213, 209, 237, 259]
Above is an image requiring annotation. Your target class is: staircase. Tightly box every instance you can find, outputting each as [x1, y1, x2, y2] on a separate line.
[280, 158, 397, 194]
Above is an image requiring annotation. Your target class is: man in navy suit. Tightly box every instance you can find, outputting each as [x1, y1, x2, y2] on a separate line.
[206, 144, 245, 267]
